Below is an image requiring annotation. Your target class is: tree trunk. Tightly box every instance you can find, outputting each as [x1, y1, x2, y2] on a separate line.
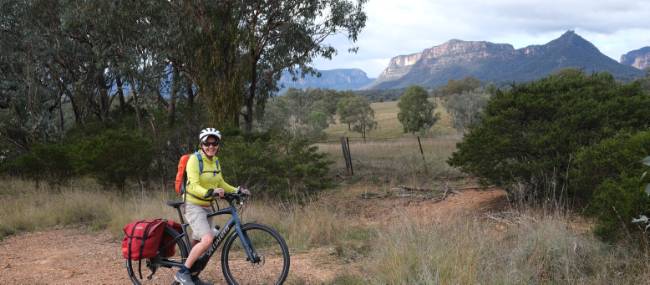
[186, 80, 195, 126]
[58, 92, 65, 134]
[116, 76, 126, 113]
[244, 60, 257, 133]
[95, 70, 110, 122]
[168, 65, 179, 127]
[129, 77, 143, 130]
[65, 89, 83, 125]
[184, 79, 198, 149]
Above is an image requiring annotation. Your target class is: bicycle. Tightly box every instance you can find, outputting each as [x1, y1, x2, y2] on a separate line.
[125, 192, 291, 285]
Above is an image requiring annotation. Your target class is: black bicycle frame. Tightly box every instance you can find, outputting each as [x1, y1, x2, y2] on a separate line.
[203, 205, 258, 262]
[161, 200, 259, 273]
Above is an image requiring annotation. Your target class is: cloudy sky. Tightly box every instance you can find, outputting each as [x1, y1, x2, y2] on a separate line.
[313, 0, 650, 78]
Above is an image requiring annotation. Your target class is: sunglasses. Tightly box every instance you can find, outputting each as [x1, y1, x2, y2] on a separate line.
[202, 141, 219, 147]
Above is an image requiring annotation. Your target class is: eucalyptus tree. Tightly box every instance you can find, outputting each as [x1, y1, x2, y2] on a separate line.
[397, 86, 438, 135]
[337, 95, 376, 141]
[0, 0, 66, 150]
[239, 0, 367, 132]
[172, 1, 245, 128]
[176, 0, 367, 130]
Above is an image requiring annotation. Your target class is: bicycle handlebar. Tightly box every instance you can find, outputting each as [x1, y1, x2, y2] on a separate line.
[222, 192, 250, 206]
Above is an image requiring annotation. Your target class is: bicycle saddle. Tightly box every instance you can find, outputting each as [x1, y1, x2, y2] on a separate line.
[166, 200, 184, 209]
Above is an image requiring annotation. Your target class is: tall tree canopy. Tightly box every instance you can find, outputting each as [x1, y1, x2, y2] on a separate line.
[337, 95, 376, 141]
[0, 0, 368, 153]
[397, 86, 438, 134]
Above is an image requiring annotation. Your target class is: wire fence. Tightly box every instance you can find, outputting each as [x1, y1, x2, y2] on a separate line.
[314, 135, 463, 181]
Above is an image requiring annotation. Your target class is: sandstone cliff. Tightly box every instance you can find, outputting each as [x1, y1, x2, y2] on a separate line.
[620, 47, 650, 70]
[369, 31, 644, 89]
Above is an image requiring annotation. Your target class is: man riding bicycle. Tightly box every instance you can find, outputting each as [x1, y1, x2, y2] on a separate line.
[176, 128, 250, 285]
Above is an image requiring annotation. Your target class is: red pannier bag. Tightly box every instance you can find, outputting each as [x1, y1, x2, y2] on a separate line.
[122, 219, 166, 260]
[160, 220, 183, 257]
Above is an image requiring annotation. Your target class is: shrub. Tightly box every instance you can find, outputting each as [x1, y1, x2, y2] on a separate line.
[590, 176, 648, 240]
[572, 131, 650, 203]
[220, 135, 332, 199]
[3, 143, 75, 185]
[572, 131, 650, 240]
[448, 70, 650, 204]
[72, 129, 154, 189]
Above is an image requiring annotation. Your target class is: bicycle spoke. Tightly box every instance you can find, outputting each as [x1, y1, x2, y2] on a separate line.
[223, 224, 289, 285]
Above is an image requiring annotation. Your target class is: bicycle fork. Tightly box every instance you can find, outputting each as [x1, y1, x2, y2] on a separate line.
[235, 226, 261, 263]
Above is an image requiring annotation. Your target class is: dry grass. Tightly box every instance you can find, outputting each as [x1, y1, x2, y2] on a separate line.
[243, 200, 360, 252]
[0, 178, 366, 254]
[319, 99, 462, 183]
[315, 136, 462, 183]
[3, 178, 650, 284]
[362, 211, 650, 285]
[0, 178, 180, 239]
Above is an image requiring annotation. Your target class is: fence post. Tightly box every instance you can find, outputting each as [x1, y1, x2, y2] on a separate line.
[340, 137, 350, 175]
[346, 137, 353, 175]
[417, 136, 428, 173]
[340, 136, 353, 176]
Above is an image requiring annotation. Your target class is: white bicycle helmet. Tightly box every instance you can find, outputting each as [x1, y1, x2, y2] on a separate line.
[199, 128, 222, 142]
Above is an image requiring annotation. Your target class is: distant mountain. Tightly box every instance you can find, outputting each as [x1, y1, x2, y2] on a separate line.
[278, 68, 374, 92]
[621, 47, 650, 70]
[369, 31, 644, 89]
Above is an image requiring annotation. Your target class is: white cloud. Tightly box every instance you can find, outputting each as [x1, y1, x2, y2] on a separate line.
[313, 0, 650, 77]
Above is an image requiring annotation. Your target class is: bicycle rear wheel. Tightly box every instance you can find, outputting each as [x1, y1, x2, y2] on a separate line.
[221, 223, 290, 285]
[126, 226, 189, 285]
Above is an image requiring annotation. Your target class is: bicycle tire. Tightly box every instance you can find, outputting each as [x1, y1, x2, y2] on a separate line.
[221, 223, 290, 285]
[126, 226, 189, 285]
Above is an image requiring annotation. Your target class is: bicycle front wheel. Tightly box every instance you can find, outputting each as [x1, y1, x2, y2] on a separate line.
[126, 226, 189, 285]
[221, 223, 290, 285]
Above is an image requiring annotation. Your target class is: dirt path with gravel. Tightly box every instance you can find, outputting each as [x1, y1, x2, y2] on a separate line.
[0, 188, 506, 285]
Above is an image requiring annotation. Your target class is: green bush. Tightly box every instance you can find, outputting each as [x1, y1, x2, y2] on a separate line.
[220, 135, 331, 199]
[72, 129, 154, 189]
[448, 70, 650, 204]
[3, 143, 74, 185]
[572, 131, 650, 203]
[590, 176, 648, 240]
[2, 125, 155, 190]
[572, 131, 650, 240]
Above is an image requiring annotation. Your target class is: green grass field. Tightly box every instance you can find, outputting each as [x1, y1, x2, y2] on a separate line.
[324, 99, 457, 141]
[319, 99, 462, 183]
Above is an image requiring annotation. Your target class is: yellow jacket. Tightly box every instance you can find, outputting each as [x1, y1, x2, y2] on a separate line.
[184, 150, 237, 206]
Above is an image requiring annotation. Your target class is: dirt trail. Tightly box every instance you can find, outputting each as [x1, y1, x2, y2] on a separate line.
[0, 188, 506, 285]
[0, 229, 340, 285]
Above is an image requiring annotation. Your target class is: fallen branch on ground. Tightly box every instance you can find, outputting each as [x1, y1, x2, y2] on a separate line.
[387, 184, 458, 202]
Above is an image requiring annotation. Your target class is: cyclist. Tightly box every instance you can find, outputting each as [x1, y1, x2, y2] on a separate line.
[175, 128, 251, 285]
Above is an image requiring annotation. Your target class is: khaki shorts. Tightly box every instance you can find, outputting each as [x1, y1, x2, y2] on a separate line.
[183, 203, 216, 241]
